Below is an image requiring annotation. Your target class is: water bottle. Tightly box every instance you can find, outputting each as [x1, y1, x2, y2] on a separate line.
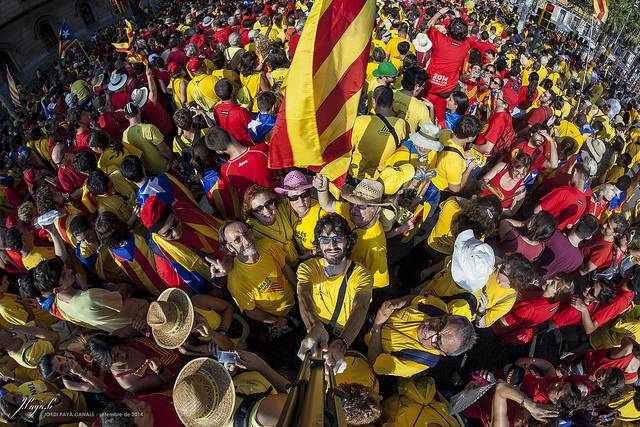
[34, 210, 62, 229]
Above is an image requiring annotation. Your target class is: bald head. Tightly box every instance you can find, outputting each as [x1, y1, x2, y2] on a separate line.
[51, 144, 67, 166]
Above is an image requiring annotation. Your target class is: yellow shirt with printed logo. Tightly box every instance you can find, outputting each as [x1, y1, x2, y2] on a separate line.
[227, 239, 294, 317]
[392, 90, 433, 134]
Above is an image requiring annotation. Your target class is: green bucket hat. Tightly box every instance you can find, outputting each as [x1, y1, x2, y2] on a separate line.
[372, 61, 397, 78]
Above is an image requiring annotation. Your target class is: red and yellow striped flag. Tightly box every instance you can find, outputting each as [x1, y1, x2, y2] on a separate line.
[5, 66, 21, 108]
[268, 0, 376, 188]
[112, 20, 148, 64]
[593, 0, 609, 22]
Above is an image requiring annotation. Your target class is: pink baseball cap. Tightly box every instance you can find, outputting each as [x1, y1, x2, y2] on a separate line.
[275, 170, 313, 195]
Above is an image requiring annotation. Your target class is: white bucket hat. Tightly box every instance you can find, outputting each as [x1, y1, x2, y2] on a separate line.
[130, 87, 149, 109]
[451, 229, 495, 292]
[585, 137, 606, 163]
[107, 73, 127, 92]
[410, 123, 444, 151]
[412, 33, 433, 53]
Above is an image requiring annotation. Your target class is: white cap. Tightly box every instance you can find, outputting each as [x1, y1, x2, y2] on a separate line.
[451, 229, 495, 292]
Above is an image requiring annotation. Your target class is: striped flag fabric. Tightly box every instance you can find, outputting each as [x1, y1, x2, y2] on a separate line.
[58, 22, 77, 58]
[268, 0, 376, 188]
[112, 20, 148, 64]
[5, 66, 21, 108]
[593, 0, 609, 22]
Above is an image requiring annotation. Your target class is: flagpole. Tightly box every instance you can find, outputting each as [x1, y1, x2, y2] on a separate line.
[604, 14, 629, 78]
[576, 15, 595, 112]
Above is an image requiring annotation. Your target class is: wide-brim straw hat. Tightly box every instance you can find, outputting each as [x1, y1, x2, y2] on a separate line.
[147, 288, 194, 349]
[341, 179, 392, 206]
[174, 358, 236, 427]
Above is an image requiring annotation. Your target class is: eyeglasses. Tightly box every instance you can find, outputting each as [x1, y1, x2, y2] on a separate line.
[317, 235, 347, 245]
[230, 228, 251, 246]
[428, 317, 449, 356]
[251, 199, 276, 214]
[287, 191, 310, 202]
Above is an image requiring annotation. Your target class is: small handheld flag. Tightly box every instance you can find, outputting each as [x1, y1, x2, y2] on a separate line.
[59, 22, 77, 58]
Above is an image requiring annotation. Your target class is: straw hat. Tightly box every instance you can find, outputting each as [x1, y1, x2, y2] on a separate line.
[107, 73, 127, 92]
[174, 358, 235, 427]
[147, 288, 194, 349]
[585, 138, 606, 163]
[341, 179, 391, 206]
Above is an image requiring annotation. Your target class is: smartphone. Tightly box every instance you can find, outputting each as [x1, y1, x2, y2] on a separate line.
[218, 351, 239, 365]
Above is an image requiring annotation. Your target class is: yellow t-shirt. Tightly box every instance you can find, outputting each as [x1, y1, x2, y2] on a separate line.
[431, 139, 466, 191]
[22, 247, 56, 270]
[350, 115, 409, 179]
[609, 390, 640, 422]
[293, 200, 327, 251]
[247, 202, 298, 266]
[482, 274, 517, 327]
[268, 68, 289, 93]
[8, 337, 55, 369]
[392, 90, 433, 134]
[371, 39, 389, 56]
[335, 353, 378, 392]
[187, 73, 220, 111]
[223, 371, 277, 427]
[297, 259, 373, 330]
[590, 305, 640, 349]
[227, 239, 294, 317]
[170, 76, 188, 109]
[556, 120, 585, 154]
[239, 73, 263, 112]
[337, 202, 389, 289]
[422, 261, 480, 320]
[173, 129, 205, 156]
[0, 293, 55, 327]
[121, 123, 171, 175]
[97, 143, 143, 175]
[366, 62, 381, 82]
[364, 295, 447, 377]
[427, 198, 463, 255]
[386, 37, 415, 60]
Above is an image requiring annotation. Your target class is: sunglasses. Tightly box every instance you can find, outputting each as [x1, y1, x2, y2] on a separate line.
[251, 199, 276, 214]
[159, 217, 180, 238]
[287, 191, 310, 202]
[317, 235, 347, 245]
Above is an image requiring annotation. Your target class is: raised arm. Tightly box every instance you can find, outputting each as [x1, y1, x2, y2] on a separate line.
[313, 174, 337, 212]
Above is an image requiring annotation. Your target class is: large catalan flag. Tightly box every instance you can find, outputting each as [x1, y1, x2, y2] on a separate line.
[58, 22, 77, 58]
[5, 66, 21, 108]
[268, 0, 376, 188]
[593, 0, 609, 22]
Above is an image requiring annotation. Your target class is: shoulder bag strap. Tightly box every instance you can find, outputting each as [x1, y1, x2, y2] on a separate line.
[327, 261, 357, 332]
[375, 113, 400, 147]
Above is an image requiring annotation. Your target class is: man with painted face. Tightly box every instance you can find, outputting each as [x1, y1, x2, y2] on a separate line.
[297, 213, 373, 372]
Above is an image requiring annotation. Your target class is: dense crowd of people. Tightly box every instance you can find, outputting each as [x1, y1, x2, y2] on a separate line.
[1, 0, 640, 425]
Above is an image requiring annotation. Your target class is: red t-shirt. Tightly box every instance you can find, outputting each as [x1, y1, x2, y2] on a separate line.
[472, 39, 496, 58]
[426, 27, 471, 94]
[57, 164, 86, 193]
[590, 285, 634, 326]
[214, 103, 254, 146]
[219, 144, 276, 201]
[98, 111, 129, 141]
[142, 101, 173, 135]
[75, 130, 91, 149]
[110, 91, 131, 111]
[167, 50, 187, 66]
[133, 392, 182, 427]
[510, 140, 550, 171]
[526, 105, 552, 127]
[517, 86, 538, 110]
[581, 233, 624, 271]
[475, 110, 513, 155]
[539, 185, 586, 231]
[496, 296, 561, 330]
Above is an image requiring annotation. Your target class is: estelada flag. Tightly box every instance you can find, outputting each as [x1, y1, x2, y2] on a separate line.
[593, 0, 609, 22]
[59, 22, 77, 59]
[268, 0, 376, 188]
[5, 66, 20, 108]
[112, 20, 148, 64]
